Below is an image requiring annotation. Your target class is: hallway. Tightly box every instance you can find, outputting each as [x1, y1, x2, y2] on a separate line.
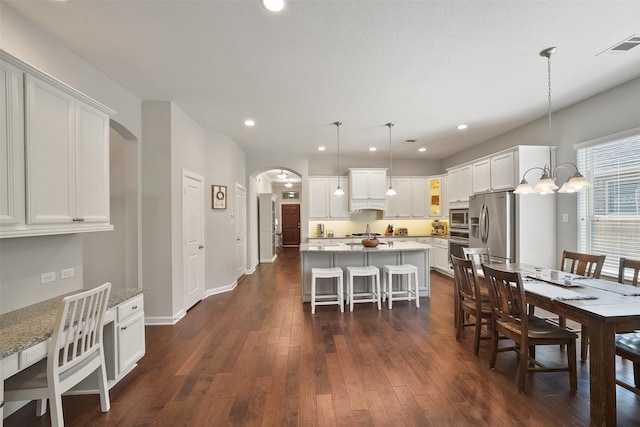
[6, 247, 640, 426]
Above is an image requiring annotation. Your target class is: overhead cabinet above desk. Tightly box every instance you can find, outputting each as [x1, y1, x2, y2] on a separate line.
[1, 50, 116, 238]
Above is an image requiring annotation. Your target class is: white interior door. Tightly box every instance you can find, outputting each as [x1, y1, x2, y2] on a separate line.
[235, 183, 247, 279]
[183, 170, 204, 311]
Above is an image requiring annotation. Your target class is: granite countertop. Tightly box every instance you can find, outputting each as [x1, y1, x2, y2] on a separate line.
[0, 288, 144, 360]
[300, 240, 432, 252]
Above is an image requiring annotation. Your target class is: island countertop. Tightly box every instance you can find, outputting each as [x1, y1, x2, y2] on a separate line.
[300, 241, 432, 252]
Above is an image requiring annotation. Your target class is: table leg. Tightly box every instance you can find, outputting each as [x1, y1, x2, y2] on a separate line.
[588, 319, 617, 426]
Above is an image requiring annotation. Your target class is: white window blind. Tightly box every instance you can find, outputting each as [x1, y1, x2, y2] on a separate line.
[577, 132, 640, 279]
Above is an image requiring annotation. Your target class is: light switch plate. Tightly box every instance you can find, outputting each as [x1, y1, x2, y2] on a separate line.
[562, 214, 569, 223]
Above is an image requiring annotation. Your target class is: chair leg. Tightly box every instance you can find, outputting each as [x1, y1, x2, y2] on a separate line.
[473, 315, 481, 355]
[311, 276, 316, 314]
[518, 342, 528, 393]
[349, 273, 354, 312]
[413, 271, 420, 308]
[338, 276, 344, 313]
[559, 316, 567, 350]
[490, 327, 499, 369]
[375, 272, 381, 310]
[97, 356, 111, 412]
[50, 392, 64, 427]
[456, 307, 463, 342]
[567, 339, 577, 391]
[580, 325, 589, 361]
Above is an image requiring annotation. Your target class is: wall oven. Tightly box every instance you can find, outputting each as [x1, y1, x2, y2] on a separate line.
[449, 208, 470, 263]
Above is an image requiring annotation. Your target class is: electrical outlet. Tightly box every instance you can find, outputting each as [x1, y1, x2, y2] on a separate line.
[61, 268, 75, 279]
[41, 272, 56, 283]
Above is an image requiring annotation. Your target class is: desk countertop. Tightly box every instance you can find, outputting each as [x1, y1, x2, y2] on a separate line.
[0, 288, 144, 359]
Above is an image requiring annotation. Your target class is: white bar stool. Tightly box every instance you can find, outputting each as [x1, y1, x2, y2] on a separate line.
[346, 266, 381, 312]
[382, 264, 420, 309]
[311, 267, 344, 314]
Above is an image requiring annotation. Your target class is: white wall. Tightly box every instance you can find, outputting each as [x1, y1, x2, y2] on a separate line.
[205, 131, 247, 292]
[308, 154, 444, 176]
[443, 77, 640, 265]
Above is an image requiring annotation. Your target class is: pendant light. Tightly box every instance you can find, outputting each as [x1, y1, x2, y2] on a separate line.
[276, 170, 288, 180]
[333, 121, 345, 196]
[385, 122, 396, 196]
[514, 47, 591, 195]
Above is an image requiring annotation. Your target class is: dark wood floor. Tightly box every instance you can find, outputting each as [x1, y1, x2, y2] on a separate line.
[6, 247, 640, 426]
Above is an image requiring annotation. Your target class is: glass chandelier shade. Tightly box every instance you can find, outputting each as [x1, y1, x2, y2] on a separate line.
[276, 170, 288, 180]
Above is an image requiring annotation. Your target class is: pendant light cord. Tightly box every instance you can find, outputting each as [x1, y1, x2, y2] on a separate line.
[386, 122, 394, 179]
[547, 52, 553, 170]
[334, 121, 342, 189]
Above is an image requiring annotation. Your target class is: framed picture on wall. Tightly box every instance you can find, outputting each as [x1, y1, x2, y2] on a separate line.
[212, 185, 227, 209]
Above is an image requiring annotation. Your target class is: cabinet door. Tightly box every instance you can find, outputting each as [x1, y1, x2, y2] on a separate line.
[395, 178, 412, 217]
[76, 102, 110, 223]
[459, 165, 473, 202]
[447, 168, 460, 202]
[25, 75, 76, 225]
[349, 170, 369, 200]
[118, 313, 145, 376]
[411, 178, 426, 218]
[0, 60, 25, 227]
[440, 175, 449, 217]
[329, 177, 349, 218]
[472, 159, 491, 193]
[367, 170, 387, 199]
[427, 177, 441, 217]
[490, 151, 515, 190]
[309, 178, 329, 218]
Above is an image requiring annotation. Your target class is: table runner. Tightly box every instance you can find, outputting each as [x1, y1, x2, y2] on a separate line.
[572, 277, 640, 296]
[523, 279, 598, 301]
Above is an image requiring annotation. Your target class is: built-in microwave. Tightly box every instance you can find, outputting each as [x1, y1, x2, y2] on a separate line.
[449, 208, 469, 230]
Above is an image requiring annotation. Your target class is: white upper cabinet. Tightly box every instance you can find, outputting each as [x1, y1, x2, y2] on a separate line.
[427, 175, 447, 218]
[1, 51, 115, 238]
[447, 164, 472, 206]
[349, 169, 386, 210]
[410, 178, 427, 218]
[490, 151, 516, 190]
[0, 59, 25, 228]
[472, 158, 491, 193]
[384, 177, 412, 218]
[309, 176, 349, 219]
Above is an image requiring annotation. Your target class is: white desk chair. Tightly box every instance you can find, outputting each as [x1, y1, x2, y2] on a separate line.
[4, 282, 112, 427]
[346, 266, 381, 312]
[382, 264, 420, 309]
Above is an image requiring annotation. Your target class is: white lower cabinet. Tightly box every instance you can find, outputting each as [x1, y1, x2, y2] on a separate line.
[116, 294, 145, 376]
[432, 237, 450, 274]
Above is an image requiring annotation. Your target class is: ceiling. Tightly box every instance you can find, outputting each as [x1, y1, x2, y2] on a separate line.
[4, 1, 640, 160]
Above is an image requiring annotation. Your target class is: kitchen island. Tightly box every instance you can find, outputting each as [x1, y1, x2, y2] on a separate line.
[299, 241, 431, 303]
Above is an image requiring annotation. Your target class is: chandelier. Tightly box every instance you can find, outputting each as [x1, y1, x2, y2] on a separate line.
[514, 47, 591, 195]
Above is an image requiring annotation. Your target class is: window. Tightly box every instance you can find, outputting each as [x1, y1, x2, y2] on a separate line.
[577, 129, 640, 279]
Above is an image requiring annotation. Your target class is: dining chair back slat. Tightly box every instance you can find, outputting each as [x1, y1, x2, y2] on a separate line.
[618, 257, 640, 286]
[560, 250, 606, 278]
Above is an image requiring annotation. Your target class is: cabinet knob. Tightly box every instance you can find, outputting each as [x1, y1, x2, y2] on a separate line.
[121, 326, 127, 330]
[199, 245, 204, 249]
[132, 305, 138, 310]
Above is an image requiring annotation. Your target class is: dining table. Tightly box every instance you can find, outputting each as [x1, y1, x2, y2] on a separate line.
[484, 262, 640, 427]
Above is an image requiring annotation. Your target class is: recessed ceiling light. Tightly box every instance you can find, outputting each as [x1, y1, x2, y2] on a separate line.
[369, 147, 377, 152]
[244, 119, 255, 127]
[318, 146, 326, 151]
[457, 124, 468, 130]
[261, 0, 285, 12]
[419, 147, 427, 152]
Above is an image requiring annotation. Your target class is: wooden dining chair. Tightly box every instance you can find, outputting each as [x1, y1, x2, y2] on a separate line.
[618, 257, 640, 286]
[482, 265, 578, 393]
[615, 257, 640, 394]
[451, 255, 492, 355]
[4, 283, 112, 427]
[463, 247, 492, 266]
[559, 250, 606, 360]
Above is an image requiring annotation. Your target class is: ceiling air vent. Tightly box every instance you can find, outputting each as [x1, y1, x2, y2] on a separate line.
[597, 34, 640, 56]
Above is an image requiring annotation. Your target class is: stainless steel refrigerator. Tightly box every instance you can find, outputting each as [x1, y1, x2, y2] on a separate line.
[469, 191, 515, 263]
